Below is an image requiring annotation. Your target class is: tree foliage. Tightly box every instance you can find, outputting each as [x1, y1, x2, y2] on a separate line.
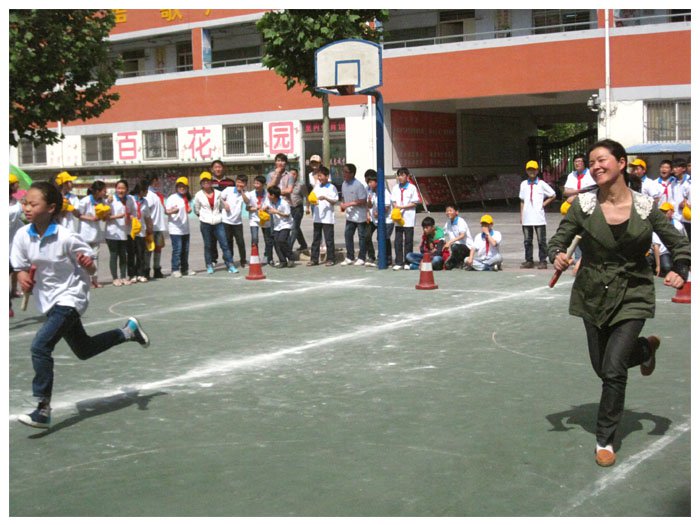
[257, 10, 389, 98]
[9, 9, 122, 147]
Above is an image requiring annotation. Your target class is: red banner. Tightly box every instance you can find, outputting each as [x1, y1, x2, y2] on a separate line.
[391, 110, 457, 168]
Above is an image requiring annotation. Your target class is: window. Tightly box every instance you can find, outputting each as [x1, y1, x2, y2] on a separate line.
[645, 100, 691, 142]
[143, 130, 178, 159]
[83, 135, 113, 163]
[494, 10, 512, 38]
[438, 10, 476, 42]
[223, 124, 263, 155]
[176, 42, 192, 72]
[19, 139, 47, 165]
[121, 49, 146, 77]
[532, 10, 591, 34]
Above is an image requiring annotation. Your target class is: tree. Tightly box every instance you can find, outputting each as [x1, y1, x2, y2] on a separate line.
[257, 10, 389, 167]
[9, 10, 122, 147]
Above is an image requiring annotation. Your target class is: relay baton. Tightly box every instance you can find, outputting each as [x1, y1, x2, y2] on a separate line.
[548, 235, 582, 288]
[21, 265, 37, 311]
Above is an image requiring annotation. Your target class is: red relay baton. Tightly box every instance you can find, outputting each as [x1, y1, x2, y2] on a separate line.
[549, 235, 582, 288]
[21, 265, 37, 311]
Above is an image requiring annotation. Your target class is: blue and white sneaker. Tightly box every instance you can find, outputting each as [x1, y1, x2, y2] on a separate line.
[18, 405, 51, 429]
[207, 265, 215, 274]
[227, 265, 239, 274]
[125, 317, 150, 348]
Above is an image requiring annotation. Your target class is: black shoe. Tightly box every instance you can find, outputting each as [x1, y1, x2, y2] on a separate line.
[537, 261, 548, 270]
[153, 270, 165, 279]
[18, 404, 51, 428]
[306, 261, 319, 266]
[520, 261, 535, 269]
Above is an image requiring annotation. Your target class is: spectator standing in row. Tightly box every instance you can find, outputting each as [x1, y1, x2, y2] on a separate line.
[265, 185, 295, 268]
[364, 169, 392, 268]
[391, 167, 420, 270]
[209, 160, 236, 266]
[105, 180, 137, 286]
[165, 177, 194, 278]
[221, 174, 248, 268]
[243, 175, 274, 266]
[144, 175, 167, 279]
[78, 180, 108, 288]
[563, 154, 596, 203]
[129, 181, 152, 283]
[280, 167, 309, 254]
[340, 163, 368, 266]
[443, 205, 472, 270]
[55, 171, 81, 232]
[307, 166, 338, 267]
[629, 158, 661, 203]
[673, 158, 691, 239]
[519, 160, 556, 269]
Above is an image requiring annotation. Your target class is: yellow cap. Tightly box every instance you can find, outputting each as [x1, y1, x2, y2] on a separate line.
[199, 171, 212, 182]
[480, 214, 494, 225]
[630, 158, 647, 170]
[130, 217, 142, 239]
[682, 206, 691, 221]
[176, 177, 189, 186]
[659, 202, 675, 212]
[145, 233, 155, 252]
[525, 160, 539, 171]
[560, 201, 571, 215]
[55, 171, 77, 185]
[258, 210, 271, 224]
[9, 173, 18, 184]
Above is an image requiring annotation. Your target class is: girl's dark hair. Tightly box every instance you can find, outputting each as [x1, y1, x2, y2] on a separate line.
[87, 180, 107, 196]
[115, 179, 129, 190]
[30, 181, 63, 218]
[254, 175, 267, 185]
[587, 139, 629, 184]
[267, 185, 281, 198]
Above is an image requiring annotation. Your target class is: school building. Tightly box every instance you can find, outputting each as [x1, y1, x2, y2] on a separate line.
[10, 9, 691, 204]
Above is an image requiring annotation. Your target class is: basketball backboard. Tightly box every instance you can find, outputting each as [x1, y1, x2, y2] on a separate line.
[315, 39, 382, 96]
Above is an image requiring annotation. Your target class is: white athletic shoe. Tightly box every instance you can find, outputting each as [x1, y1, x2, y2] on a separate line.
[354, 259, 365, 266]
[365, 261, 377, 267]
[392, 265, 402, 271]
[403, 264, 411, 270]
[340, 258, 353, 266]
[171, 271, 182, 278]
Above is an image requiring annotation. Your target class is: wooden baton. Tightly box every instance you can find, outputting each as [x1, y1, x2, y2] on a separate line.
[549, 235, 582, 288]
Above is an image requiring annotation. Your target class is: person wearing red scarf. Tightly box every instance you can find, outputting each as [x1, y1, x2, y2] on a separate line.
[165, 177, 194, 278]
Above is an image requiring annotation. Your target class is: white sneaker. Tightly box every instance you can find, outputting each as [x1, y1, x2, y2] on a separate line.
[172, 271, 182, 278]
[403, 264, 411, 270]
[392, 265, 402, 271]
[112, 279, 123, 287]
[354, 259, 365, 266]
[340, 258, 353, 266]
[186, 271, 196, 276]
[365, 261, 377, 267]
[122, 278, 132, 286]
[137, 276, 148, 283]
[129, 277, 138, 284]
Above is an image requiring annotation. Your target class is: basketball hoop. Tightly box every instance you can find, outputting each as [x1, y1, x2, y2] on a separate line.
[329, 85, 356, 96]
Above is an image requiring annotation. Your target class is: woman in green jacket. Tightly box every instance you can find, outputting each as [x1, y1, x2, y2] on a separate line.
[548, 139, 690, 468]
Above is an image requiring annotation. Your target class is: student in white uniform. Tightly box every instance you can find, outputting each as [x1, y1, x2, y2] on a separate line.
[77, 180, 109, 288]
[242, 175, 274, 266]
[105, 179, 138, 286]
[519, 160, 556, 269]
[390, 168, 421, 270]
[563, 154, 596, 202]
[144, 174, 168, 279]
[55, 171, 81, 233]
[220, 174, 248, 268]
[10, 182, 150, 429]
[364, 169, 393, 268]
[9, 174, 24, 316]
[307, 166, 339, 267]
[443, 205, 472, 270]
[265, 185, 295, 268]
[466, 214, 503, 271]
[165, 177, 194, 277]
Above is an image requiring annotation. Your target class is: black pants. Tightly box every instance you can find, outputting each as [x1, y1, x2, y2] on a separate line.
[366, 221, 393, 265]
[127, 237, 147, 278]
[106, 239, 128, 280]
[289, 205, 308, 251]
[224, 223, 247, 266]
[583, 319, 651, 448]
[273, 229, 293, 264]
[444, 244, 470, 270]
[522, 225, 547, 263]
[394, 225, 415, 266]
[310, 223, 335, 263]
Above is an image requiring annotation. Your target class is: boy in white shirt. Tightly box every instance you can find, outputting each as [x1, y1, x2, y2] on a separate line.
[144, 175, 168, 279]
[466, 214, 503, 271]
[165, 177, 194, 277]
[519, 160, 556, 269]
[629, 158, 661, 203]
[443, 205, 472, 270]
[364, 169, 393, 267]
[340, 163, 368, 266]
[221, 174, 248, 268]
[242, 175, 274, 266]
[265, 185, 294, 268]
[390, 168, 421, 270]
[307, 166, 339, 266]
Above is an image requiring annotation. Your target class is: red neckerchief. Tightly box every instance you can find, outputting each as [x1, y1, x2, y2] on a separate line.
[576, 172, 586, 189]
[179, 193, 191, 213]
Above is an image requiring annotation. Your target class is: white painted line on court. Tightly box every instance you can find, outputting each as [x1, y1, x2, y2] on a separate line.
[10, 282, 558, 418]
[8, 278, 370, 339]
[553, 419, 691, 515]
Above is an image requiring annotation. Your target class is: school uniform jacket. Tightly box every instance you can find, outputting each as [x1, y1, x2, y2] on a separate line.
[548, 190, 690, 329]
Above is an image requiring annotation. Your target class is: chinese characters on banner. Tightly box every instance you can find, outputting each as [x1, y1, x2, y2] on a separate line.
[391, 110, 457, 168]
[267, 121, 301, 156]
[115, 131, 140, 161]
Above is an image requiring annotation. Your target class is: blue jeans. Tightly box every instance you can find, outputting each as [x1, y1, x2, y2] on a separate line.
[344, 221, 367, 261]
[30, 305, 125, 400]
[406, 252, 444, 270]
[170, 234, 190, 273]
[250, 226, 274, 263]
[522, 225, 547, 263]
[200, 223, 233, 267]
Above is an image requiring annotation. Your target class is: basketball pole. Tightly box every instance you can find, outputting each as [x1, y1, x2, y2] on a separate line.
[367, 89, 387, 270]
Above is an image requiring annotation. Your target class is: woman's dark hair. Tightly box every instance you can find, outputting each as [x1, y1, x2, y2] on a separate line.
[87, 180, 107, 196]
[587, 139, 629, 184]
[30, 181, 63, 218]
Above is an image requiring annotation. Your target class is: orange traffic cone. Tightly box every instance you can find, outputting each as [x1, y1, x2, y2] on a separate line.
[246, 244, 266, 281]
[671, 271, 691, 304]
[415, 252, 438, 290]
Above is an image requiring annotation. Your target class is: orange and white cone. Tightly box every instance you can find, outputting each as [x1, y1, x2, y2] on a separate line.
[672, 270, 691, 304]
[246, 244, 266, 281]
[415, 252, 438, 290]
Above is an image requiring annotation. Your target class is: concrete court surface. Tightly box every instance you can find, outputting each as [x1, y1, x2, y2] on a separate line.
[7, 207, 692, 516]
